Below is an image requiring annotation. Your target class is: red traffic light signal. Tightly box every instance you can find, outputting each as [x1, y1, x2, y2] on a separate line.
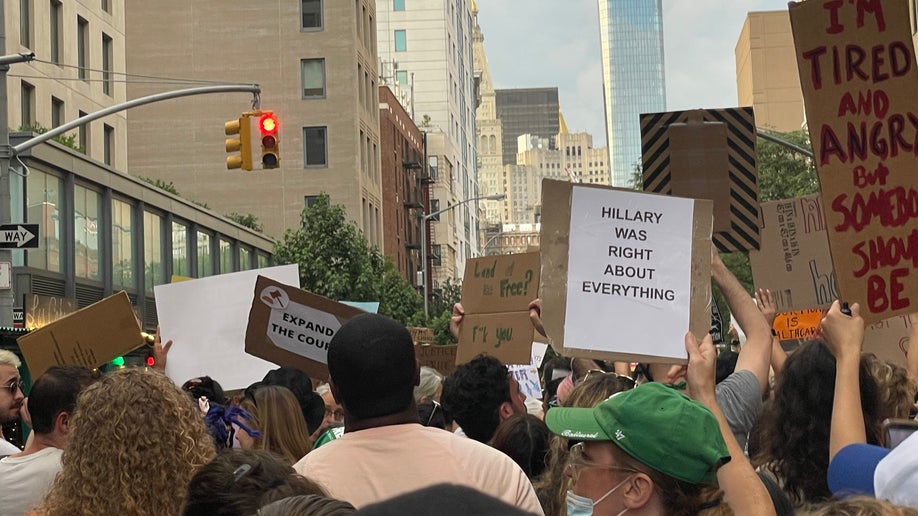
[258, 113, 280, 169]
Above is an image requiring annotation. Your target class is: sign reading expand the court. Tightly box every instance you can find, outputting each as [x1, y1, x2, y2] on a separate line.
[790, 0, 918, 323]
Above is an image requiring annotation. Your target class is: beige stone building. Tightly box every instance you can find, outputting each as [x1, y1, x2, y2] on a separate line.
[124, 0, 382, 244]
[735, 10, 805, 132]
[4, 0, 128, 170]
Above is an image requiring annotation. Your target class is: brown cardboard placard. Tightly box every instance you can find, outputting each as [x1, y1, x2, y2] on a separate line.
[408, 327, 435, 344]
[863, 314, 910, 368]
[244, 275, 366, 382]
[749, 195, 837, 312]
[415, 344, 459, 376]
[16, 291, 143, 377]
[641, 107, 759, 252]
[789, 0, 918, 324]
[457, 252, 540, 365]
[540, 179, 713, 364]
[24, 294, 78, 330]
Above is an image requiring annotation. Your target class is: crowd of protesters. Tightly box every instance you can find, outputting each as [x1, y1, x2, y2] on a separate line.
[1, 246, 918, 515]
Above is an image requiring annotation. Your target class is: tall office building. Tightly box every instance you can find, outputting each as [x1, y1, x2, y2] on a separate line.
[124, 0, 383, 245]
[377, 0, 480, 290]
[494, 88, 560, 166]
[598, 0, 666, 187]
[472, 2, 504, 225]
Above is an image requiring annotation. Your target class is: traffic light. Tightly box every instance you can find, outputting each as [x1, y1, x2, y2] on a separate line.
[258, 112, 280, 169]
[225, 114, 253, 171]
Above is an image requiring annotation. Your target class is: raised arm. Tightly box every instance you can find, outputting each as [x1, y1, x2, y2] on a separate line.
[712, 248, 772, 393]
[754, 288, 787, 375]
[821, 300, 867, 460]
[685, 331, 776, 516]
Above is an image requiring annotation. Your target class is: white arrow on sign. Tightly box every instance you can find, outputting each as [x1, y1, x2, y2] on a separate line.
[1, 225, 36, 247]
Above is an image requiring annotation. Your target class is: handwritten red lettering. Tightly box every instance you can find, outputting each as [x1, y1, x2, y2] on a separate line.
[833, 187, 918, 232]
[802, 42, 912, 90]
[818, 114, 918, 165]
[837, 89, 889, 118]
[866, 269, 909, 313]
[852, 229, 918, 277]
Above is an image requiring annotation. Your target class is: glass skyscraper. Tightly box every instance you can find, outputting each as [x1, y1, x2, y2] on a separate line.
[598, 0, 666, 187]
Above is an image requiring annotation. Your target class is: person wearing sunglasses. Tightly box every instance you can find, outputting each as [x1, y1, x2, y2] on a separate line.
[0, 350, 25, 456]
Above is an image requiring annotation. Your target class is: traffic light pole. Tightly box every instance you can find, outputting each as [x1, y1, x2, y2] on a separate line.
[0, 80, 261, 327]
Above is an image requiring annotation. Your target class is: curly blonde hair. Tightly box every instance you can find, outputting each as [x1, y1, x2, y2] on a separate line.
[35, 368, 216, 515]
[863, 354, 916, 423]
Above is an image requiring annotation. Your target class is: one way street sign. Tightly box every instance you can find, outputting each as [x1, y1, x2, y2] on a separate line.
[0, 224, 39, 249]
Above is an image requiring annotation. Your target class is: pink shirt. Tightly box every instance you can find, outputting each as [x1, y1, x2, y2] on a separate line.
[294, 423, 544, 514]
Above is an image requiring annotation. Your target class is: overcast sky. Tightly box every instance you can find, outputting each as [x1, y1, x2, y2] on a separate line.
[476, 0, 794, 143]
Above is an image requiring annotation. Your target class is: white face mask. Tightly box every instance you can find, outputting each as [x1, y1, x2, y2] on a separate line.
[566, 476, 632, 516]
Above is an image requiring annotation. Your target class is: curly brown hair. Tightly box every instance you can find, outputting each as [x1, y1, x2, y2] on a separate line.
[35, 368, 216, 515]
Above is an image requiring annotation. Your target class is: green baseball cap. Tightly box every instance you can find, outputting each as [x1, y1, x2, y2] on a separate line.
[545, 382, 730, 485]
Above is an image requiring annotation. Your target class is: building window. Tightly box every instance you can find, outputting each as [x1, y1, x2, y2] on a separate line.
[101, 0, 110, 13]
[144, 211, 164, 293]
[103, 124, 114, 166]
[20, 0, 31, 48]
[74, 185, 101, 280]
[172, 221, 189, 277]
[428, 156, 438, 180]
[51, 97, 64, 128]
[219, 239, 232, 273]
[301, 0, 322, 30]
[301, 58, 326, 98]
[394, 30, 407, 52]
[303, 126, 327, 167]
[304, 195, 319, 208]
[102, 33, 113, 95]
[429, 199, 440, 221]
[394, 0, 405, 11]
[238, 245, 252, 271]
[78, 110, 89, 153]
[257, 253, 270, 269]
[50, 0, 61, 63]
[26, 170, 63, 273]
[197, 231, 213, 277]
[111, 198, 134, 290]
[21, 81, 34, 128]
[77, 17, 88, 80]
[396, 70, 408, 86]
[431, 244, 442, 266]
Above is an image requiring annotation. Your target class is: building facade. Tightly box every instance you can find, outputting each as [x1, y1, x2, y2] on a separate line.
[124, 0, 383, 245]
[472, 4, 504, 225]
[482, 223, 540, 256]
[598, 0, 666, 187]
[379, 86, 426, 285]
[494, 88, 560, 167]
[376, 0, 481, 286]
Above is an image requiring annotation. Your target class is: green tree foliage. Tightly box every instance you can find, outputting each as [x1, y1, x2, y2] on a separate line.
[273, 193, 423, 326]
[226, 212, 264, 233]
[756, 130, 818, 202]
[18, 123, 83, 153]
[140, 176, 181, 196]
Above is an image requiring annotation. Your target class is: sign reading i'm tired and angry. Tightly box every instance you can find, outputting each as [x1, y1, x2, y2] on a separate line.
[457, 252, 540, 365]
[790, 0, 918, 323]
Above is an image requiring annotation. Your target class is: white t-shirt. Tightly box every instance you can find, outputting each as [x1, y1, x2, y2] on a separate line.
[0, 439, 20, 456]
[294, 423, 544, 514]
[0, 447, 63, 516]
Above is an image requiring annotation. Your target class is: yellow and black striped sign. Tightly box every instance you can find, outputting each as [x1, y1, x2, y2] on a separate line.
[640, 107, 760, 252]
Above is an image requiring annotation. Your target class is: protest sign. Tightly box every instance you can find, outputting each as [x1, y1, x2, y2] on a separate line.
[640, 107, 760, 252]
[154, 264, 300, 390]
[408, 327, 435, 344]
[17, 291, 143, 377]
[790, 0, 918, 323]
[772, 309, 823, 341]
[24, 294, 77, 330]
[457, 252, 540, 365]
[530, 341, 548, 368]
[508, 364, 542, 400]
[415, 344, 458, 376]
[750, 195, 836, 312]
[245, 275, 366, 382]
[863, 314, 910, 368]
[540, 179, 713, 363]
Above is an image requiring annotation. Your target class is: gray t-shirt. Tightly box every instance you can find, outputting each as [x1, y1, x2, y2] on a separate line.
[715, 369, 762, 452]
[0, 447, 63, 516]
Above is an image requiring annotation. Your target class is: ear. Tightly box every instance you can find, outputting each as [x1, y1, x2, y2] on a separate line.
[56, 411, 71, 435]
[498, 401, 515, 421]
[622, 472, 655, 510]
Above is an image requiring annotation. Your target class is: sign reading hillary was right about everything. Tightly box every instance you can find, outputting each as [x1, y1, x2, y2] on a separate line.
[790, 0, 918, 323]
[540, 180, 713, 363]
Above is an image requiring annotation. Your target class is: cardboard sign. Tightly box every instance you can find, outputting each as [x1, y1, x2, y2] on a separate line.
[772, 309, 823, 341]
[710, 300, 725, 345]
[245, 275, 366, 382]
[415, 344, 458, 376]
[155, 264, 300, 390]
[457, 252, 540, 365]
[863, 314, 910, 368]
[641, 107, 760, 252]
[790, 0, 918, 323]
[408, 327, 435, 344]
[750, 195, 837, 312]
[24, 294, 78, 330]
[540, 179, 713, 363]
[16, 291, 143, 377]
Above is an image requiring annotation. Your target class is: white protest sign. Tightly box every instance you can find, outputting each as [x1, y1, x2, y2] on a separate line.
[154, 264, 300, 390]
[508, 364, 542, 400]
[531, 341, 548, 367]
[564, 187, 698, 361]
[264, 288, 341, 362]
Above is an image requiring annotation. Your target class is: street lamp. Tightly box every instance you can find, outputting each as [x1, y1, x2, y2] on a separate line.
[421, 193, 506, 318]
